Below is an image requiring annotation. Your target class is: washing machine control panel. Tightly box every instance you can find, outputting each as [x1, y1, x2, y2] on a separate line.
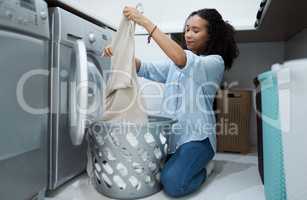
[0, 0, 49, 38]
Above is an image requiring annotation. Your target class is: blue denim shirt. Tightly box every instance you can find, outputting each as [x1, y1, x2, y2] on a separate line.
[138, 50, 224, 154]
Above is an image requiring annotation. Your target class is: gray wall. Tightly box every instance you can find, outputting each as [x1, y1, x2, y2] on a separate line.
[285, 28, 307, 61]
[224, 42, 285, 89]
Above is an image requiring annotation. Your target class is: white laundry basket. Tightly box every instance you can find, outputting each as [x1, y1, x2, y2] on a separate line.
[258, 59, 307, 200]
[87, 116, 177, 200]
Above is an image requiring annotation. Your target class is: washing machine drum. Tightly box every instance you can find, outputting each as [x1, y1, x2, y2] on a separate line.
[86, 62, 104, 123]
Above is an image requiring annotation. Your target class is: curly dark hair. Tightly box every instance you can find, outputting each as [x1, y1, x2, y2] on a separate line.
[182, 9, 239, 71]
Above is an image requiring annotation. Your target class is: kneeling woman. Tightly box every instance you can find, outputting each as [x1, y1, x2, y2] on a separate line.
[104, 7, 239, 198]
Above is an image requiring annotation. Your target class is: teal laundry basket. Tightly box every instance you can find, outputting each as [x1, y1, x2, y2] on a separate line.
[257, 71, 287, 200]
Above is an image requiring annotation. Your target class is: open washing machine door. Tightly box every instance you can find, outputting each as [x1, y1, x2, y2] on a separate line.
[69, 40, 106, 146]
[69, 40, 89, 146]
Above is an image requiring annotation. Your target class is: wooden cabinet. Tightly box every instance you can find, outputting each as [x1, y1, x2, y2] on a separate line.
[216, 90, 252, 154]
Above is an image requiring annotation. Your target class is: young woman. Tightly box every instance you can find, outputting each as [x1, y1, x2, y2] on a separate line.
[104, 7, 239, 198]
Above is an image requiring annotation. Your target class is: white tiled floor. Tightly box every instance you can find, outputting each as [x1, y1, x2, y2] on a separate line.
[46, 152, 265, 200]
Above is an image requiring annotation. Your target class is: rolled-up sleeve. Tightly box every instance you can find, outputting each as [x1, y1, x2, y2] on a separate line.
[137, 59, 171, 83]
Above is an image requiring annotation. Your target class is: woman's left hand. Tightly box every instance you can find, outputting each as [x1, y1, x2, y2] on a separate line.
[123, 6, 146, 26]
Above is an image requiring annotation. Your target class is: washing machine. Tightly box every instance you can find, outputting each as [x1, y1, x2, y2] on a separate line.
[0, 0, 49, 199]
[47, 6, 114, 191]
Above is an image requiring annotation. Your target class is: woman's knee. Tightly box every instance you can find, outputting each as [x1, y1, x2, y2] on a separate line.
[160, 167, 187, 197]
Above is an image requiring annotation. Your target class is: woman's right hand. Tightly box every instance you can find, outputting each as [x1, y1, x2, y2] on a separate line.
[103, 46, 113, 57]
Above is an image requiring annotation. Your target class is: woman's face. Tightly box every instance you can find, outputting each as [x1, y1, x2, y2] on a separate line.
[184, 15, 209, 54]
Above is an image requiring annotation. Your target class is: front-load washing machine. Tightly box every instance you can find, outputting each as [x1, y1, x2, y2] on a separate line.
[0, 0, 49, 199]
[48, 6, 114, 191]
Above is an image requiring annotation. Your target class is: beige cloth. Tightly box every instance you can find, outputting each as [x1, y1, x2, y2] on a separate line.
[102, 17, 148, 123]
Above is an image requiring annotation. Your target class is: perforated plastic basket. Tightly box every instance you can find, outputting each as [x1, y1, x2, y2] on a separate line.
[87, 116, 176, 200]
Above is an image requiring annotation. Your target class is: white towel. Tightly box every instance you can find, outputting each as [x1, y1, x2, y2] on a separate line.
[102, 16, 148, 123]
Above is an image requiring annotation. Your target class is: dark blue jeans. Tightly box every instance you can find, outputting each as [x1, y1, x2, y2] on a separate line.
[160, 138, 214, 198]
